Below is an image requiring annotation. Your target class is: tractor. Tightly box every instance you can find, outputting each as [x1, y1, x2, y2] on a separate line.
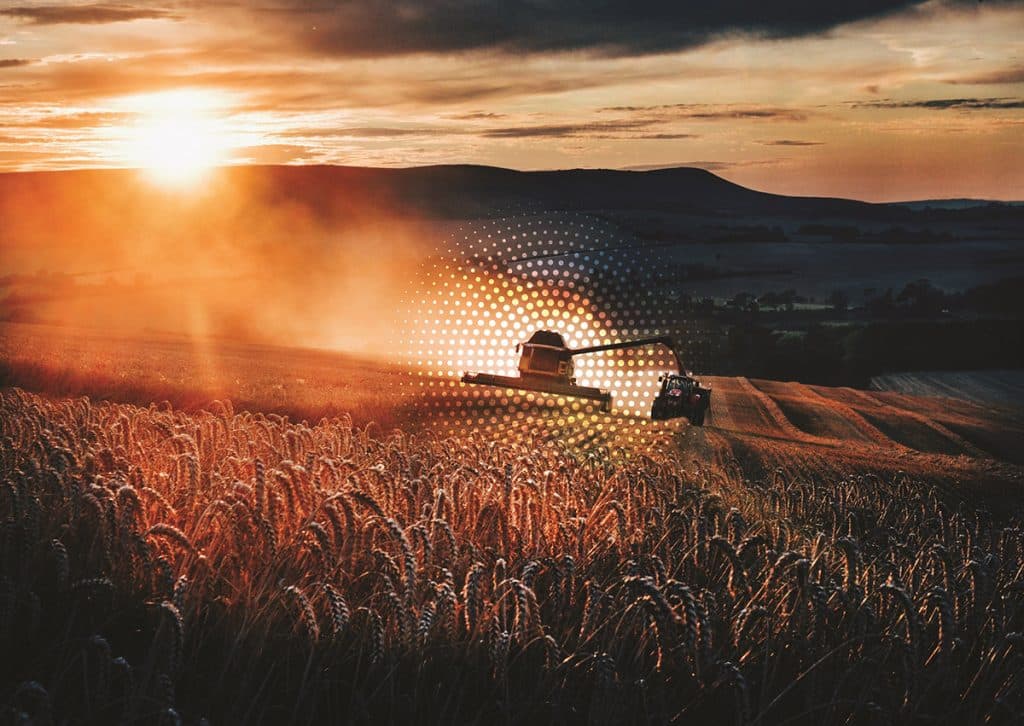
[650, 372, 711, 425]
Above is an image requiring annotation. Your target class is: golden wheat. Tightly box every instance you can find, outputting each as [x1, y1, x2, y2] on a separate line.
[0, 388, 1022, 724]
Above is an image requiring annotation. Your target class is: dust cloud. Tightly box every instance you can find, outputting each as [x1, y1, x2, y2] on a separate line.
[0, 166, 441, 357]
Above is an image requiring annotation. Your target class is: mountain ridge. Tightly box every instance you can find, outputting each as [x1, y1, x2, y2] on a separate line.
[0, 163, 878, 220]
[2, 164, 1022, 229]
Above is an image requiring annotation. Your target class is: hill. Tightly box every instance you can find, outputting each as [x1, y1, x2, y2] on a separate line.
[2, 163, 1009, 233]
[887, 198, 1024, 211]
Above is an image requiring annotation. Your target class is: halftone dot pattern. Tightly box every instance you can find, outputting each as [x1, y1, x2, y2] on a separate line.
[395, 212, 716, 448]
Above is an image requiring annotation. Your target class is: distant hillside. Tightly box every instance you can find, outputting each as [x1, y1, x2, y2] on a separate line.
[0, 163, 888, 227]
[887, 199, 1024, 211]
[236, 164, 881, 218]
[3, 164, 1022, 254]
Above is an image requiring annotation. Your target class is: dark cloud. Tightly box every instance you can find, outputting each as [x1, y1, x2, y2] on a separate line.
[275, 1, 960, 58]
[945, 66, 1024, 85]
[445, 111, 507, 120]
[401, 76, 602, 105]
[482, 119, 657, 138]
[622, 159, 781, 171]
[604, 103, 808, 122]
[280, 122, 699, 143]
[856, 97, 1024, 109]
[684, 108, 808, 121]
[760, 139, 823, 146]
[636, 133, 700, 139]
[0, 4, 180, 25]
[0, 59, 34, 68]
[281, 126, 438, 138]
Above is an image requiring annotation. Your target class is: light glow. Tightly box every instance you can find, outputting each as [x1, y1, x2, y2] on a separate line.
[119, 91, 229, 185]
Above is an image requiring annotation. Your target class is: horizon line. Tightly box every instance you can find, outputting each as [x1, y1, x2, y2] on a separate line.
[1, 161, 1021, 206]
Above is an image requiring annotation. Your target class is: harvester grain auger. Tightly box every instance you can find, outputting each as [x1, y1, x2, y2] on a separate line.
[460, 329, 711, 424]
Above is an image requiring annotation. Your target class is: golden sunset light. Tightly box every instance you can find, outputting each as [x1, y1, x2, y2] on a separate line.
[2, 2, 1024, 724]
[118, 90, 228, 184]
[0, 1, 1021, 199]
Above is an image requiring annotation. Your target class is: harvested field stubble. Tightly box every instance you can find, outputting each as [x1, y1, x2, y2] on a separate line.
[1, 387, 1023, 724]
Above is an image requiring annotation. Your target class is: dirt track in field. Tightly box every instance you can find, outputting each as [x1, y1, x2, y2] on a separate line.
[670, 375, 1024, 498]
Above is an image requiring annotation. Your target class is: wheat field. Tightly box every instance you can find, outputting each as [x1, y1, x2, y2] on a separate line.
[1, 387, 1023, 724]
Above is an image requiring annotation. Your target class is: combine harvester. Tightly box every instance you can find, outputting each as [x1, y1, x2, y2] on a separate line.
[461, 329, 711, 424]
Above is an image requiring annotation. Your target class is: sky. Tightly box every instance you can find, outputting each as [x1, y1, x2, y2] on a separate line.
[0, 0, 1022, 201]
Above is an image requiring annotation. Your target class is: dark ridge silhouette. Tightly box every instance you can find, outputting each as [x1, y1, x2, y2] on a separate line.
[2, 164, 1022, 228]
[206, 163, 888, 218]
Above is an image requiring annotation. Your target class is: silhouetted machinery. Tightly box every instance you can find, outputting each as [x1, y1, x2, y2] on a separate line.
[460, 329, 710, 424]
[650, 372, 711, 425]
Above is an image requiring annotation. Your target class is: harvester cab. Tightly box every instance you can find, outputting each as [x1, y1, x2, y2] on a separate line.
[461, 329, 709, 423]
[515, 330, 577, 381]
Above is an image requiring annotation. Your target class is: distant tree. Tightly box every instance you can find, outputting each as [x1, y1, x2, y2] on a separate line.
[827, 289, 849, 312]
[725, 323, 778, 376]
[730, 292, 756, 311]
[964, 277, 1024, 315]
[801, 325, 844, 384]
[866, 289, 895, 317]
[897, 279, 945, 314]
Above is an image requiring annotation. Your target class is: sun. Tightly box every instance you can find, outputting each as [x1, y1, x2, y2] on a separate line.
[120, 90, 228, 185]
[132, 116, 221, 184]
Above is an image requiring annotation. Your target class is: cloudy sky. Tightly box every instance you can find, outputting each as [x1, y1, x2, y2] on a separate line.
[1, 0, 1022, 200]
